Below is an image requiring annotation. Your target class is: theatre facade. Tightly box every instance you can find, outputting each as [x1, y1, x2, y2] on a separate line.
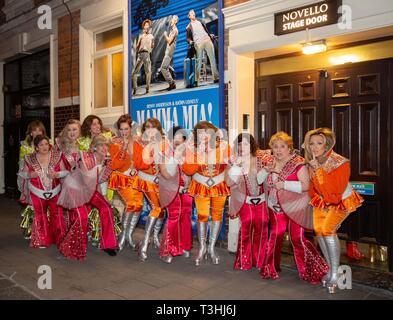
[223, 0, 393, 271]
[1, 0, 393, 272]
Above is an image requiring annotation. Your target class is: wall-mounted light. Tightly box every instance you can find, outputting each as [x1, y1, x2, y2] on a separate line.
[302, 39, 327, 55]
[329, 54, 360, 65]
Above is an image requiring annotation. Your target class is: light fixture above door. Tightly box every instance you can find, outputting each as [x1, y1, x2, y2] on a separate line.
[302, 39, 327, 55]
[301, 28, 327, 55]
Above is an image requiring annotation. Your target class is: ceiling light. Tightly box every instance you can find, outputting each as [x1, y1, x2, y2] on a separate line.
[302, 40, 327, 55]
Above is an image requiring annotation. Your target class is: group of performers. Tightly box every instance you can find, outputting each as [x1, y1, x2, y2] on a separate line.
[17, 115, 363, 294]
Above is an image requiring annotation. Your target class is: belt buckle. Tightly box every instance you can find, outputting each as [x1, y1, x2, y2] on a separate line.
[250, 198, 261, 205]
[272, 204, 281, 213]
[43, 192, 53, 200]
[153, 176, 159, 184]
[206, 178, 215, 188]
[130, 169, 137, 177]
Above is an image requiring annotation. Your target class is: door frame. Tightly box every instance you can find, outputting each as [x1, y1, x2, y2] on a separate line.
[255, 58, 393, 272]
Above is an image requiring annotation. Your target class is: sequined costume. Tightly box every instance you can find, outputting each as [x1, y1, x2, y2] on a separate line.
[309, 151, 363, 292]
[227, 150, 270, 271]
[59, 151, 118, 260]
[77, 131, 113, 151]
[59, 135, 120, 248]
[133, 139, 165, 261]
[109, 136, 144, 250]
[18, 148, 67, 248]
[158, 160, 193, 263]
[182, 142, 231, 266]
[19, 138, 37, 239]
[260, 153, 328, 284]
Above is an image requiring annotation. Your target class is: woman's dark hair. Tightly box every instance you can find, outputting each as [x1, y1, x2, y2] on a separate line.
[116, 114, 133, 130]
[193, 121, 217, 147]
[168, 126, 187, 142]
[141, 118, 164, 136]
[81, 115, 104, 138]
[234, 133, 258, 157]
[33, 135, 50, 148]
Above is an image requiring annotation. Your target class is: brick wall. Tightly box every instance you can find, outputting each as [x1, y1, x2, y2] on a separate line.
[54, 105, 80, 136]
[56, 10, 81, 135]
[58, 10, 80, 99]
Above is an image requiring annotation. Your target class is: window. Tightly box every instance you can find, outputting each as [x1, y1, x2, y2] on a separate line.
[93, 26, 124, 111]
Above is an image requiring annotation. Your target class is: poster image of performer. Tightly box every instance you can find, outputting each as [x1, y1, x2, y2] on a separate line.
[130, 0, 220, 98]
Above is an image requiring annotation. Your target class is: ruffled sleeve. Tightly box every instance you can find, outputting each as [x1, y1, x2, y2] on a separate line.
[77, 137, 91, 151]
[133, 141, 150, 171]
[17, 158, 31, 205]
[312, 162, 350, 204]
[182, 148, 199, 176]
[109, 142, 130, 172]
[182, 160, 199, 176]
[19, 141, 34, 168]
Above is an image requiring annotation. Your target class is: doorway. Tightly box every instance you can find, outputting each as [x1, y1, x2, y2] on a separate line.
[3, 50, 50, 198]
[255, 58, 393, 271]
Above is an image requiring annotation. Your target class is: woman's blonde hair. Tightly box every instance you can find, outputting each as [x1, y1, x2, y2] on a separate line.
[90, 134, 110, 151]
[303, 128, 336, 162]
[58, 119, 81, 150]
[269, 131, 294, 152]
[26, 120, 46, 145]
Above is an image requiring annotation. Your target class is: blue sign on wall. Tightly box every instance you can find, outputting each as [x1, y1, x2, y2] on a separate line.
[351, 182, 375, 196]
[131, 86, 220, 132]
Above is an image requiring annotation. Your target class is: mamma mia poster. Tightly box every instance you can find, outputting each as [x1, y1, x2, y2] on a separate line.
[128, 0, 225, 131]
[128, 0, 226, 238]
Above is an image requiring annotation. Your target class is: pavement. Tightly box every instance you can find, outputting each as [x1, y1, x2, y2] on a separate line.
[1, 195, 393, 300]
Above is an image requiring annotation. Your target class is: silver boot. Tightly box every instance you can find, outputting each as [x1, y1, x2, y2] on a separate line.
[208, 221, 222, 265]
[138, 216, 157, 261]
[182, 250, 191, 258]
[195, 222, 208, 266]
[325, 235, 341, 294]
[153, 218, 164, 249]
[126, 212, 141, 249]
[317, 236, 331, 287]
[118, 213, 132, 251]
[160, 255, 173, 264]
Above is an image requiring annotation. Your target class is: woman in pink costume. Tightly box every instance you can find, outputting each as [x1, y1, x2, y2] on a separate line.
[259, 132, 327, 284]
[225, 133, 271, 271]
[58, 135, 118, 259]
[18, 135, 67, 248]
[158, 126, 193, 263]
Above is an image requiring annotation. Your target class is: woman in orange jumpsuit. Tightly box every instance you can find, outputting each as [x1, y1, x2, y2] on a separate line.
[304, 128, 363, 293]
[109, 114, 144, 251]
[133, 118, 166, 261]
[182, 121, 230, 266]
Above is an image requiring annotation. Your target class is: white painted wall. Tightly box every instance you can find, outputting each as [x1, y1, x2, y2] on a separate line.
[79, 0, 128, 128]
[224, 0, 393, 54]
[224, 0, 393, 160]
